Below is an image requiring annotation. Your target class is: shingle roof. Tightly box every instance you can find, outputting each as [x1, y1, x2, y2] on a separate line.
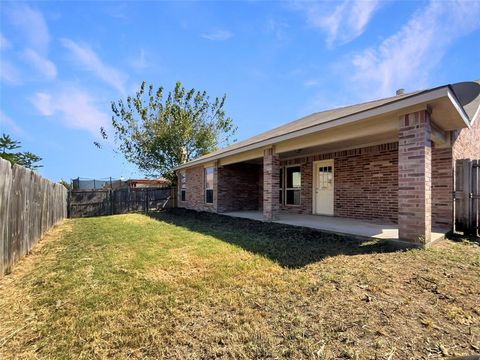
[178, 80, 480, 169]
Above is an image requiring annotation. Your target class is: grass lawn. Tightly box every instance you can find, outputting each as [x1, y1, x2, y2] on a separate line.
[0, 209, 479, 359]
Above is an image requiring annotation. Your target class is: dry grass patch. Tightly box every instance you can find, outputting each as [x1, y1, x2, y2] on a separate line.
[0, 210, 479, 359]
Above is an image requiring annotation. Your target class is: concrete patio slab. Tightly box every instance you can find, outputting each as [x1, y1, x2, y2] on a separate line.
[222, 211, 447, 245]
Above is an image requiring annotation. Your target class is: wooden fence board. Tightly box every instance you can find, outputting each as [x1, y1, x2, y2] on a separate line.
[454, 158, 480, 237]
[69, 187, 174, 218]
[0, 158, 67, 277]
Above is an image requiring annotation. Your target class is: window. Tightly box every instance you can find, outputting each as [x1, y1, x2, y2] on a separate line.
[179, 170, 186, 201]
[205, 167, 214, 204]
[285, 166, 301, 205]
[318, 165, 333, 190]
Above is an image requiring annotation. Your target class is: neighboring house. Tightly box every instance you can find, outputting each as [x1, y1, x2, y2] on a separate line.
[72, 177, 170, 190]
[175, 80, 480, 246]
[127, 178, 170, 188]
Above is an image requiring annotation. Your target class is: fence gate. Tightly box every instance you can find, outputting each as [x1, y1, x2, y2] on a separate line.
[454, 159, 479, 237]
[68, 187, 175, 218]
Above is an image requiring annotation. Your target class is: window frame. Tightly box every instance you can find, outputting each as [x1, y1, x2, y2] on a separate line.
[204, 167, 214, 204]
[282, 164, 301, 206]
[279, 167, 283, 205]
[179, 170, 186, 202]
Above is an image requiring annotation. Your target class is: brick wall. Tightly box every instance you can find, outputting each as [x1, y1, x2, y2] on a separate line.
[431, 147, 453, 229]
[217, 163, 261, 213]
[452, 117, 480, 160]
[280, 143, 399, 223]
[177, 165, 217, 212]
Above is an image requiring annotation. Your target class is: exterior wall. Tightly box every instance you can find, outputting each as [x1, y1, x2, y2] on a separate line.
[452, 117, 480, 160]
[177, 164, 217, 212]
[217, 163, 261, 213]
[280, 143, 399, 223]
[431, 147, 453, 229]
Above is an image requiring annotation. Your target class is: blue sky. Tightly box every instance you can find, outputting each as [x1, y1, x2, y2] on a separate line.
[1, 0, 479, 182]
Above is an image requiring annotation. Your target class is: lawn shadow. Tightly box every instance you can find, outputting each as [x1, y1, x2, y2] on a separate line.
[148, 209, 403, 269]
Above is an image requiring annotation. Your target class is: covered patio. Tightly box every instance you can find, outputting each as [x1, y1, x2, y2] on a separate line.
[223, 211, 448, 245]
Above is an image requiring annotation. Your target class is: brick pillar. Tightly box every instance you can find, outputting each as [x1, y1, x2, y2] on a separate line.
[398, 110, 432, 245]
[213, 161, 219, 212]
[263, 147, 279, 221]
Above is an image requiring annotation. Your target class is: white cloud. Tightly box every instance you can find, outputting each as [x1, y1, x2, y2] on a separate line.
[130, 49, 150, 70]
[0, 59, 22, 85]
[32, 92, 54, 116]
[7, 4, 50, 53]
[201, 29, 233, 41]
[22, 49, 57, 80]
[0, 33, 11, 50]
[350, 0, 480, 98]
[295, 0, 380, 46]
[0, 109, 24, 135]
[61, 38, 127, 94]
[265, 17, 289, 42]
[31, 88, 110, 136]
[304, 79, 319, 87]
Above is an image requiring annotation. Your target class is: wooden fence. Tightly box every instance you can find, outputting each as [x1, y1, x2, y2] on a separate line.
[68, 187, 175, 218]
[0, 158, 67, 277]
[454, 159, 479, 237]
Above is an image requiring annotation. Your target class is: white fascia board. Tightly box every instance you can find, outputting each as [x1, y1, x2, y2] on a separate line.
[469, 102, 480, 126]
[175, 87, 452, 170]
[447, 87, 471, 128]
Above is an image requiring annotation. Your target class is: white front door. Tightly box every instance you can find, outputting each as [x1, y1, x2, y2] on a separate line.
[313, 160, 334, 215]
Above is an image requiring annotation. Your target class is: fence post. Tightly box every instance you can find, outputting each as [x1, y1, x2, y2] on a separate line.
[470, 160, 479, 237]
[67, 190, 71, 218]
[110, 189, 114, 215]
[464, 160, 473, 235]
[145, 189, 148, 214]
[127, 187, 130, 213]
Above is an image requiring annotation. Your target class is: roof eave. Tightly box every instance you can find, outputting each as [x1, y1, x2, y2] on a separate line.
[174, 85, 462, 171]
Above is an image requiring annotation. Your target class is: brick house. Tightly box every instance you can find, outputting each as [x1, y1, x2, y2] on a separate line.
[175, 80, 480, 246]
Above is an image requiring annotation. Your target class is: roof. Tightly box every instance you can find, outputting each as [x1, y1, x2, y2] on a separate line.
[176, 80, 480, 170]
[128, 178, 170, 184]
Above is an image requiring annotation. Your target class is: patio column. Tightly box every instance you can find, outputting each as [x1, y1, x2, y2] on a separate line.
[398, 110, 432, 246]
[263, 147, 280, 221]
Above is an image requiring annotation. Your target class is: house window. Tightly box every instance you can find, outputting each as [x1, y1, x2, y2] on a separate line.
[205, 167, 214, 204]
[179, 170, 186, 201]
[285, 165, 301, 205]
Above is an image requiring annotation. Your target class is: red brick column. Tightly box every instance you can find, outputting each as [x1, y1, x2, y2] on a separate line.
[398, 110, 432, 245]
[263, 147, 280, 221]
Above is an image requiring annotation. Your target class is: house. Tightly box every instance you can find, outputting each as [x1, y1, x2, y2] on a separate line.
[72, 177, 170, 190]
[175, 80, 480, 247]
[127, 178, 170, 188]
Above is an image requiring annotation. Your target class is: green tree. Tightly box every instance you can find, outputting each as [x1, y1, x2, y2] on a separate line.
[0, 133, 43, 170]
[97, 81, 236, 181]
[59, 179, 71, 190]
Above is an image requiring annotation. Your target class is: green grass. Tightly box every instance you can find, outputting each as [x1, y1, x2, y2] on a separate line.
[0, 210, 479, 359]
